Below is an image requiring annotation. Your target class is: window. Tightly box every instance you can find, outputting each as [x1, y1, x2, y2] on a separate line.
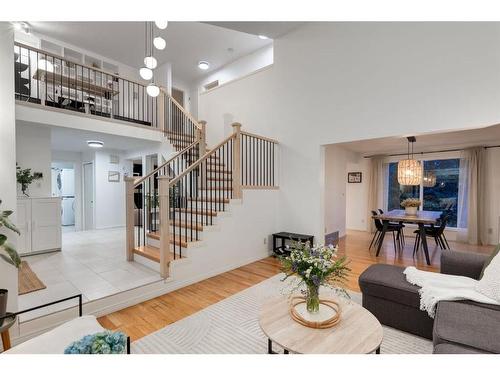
[387, 158, 460, 227]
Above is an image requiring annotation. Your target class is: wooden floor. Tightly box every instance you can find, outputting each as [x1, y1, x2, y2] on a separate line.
[98, 230, 493, 342]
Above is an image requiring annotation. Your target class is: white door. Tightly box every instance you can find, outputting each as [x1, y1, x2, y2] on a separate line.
[83, 162, 94, 230]
[16, 199, 31, 255]
[31, 198, 62, 252]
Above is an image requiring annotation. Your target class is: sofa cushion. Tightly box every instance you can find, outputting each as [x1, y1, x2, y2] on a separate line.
[434, 300, 500, 354]
[479, 244, 500, 279]
[359, 264, 421, 309]
[433, 343, 487, 354]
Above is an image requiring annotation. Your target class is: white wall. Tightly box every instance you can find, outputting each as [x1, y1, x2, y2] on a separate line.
[94, 150, 132, 229]
[346, 156, 371, 232]
[16, 122, 52, 198]
[199, 22, 500, 242]
[0, 23, 18, 313]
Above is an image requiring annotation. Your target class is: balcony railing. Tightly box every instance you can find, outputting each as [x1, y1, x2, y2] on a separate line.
[14, 42, 159, 127]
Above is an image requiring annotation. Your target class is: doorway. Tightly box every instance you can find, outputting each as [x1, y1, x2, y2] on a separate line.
[83, 162, 95, 230]
[172, 87, 184, 108]
[51, 162, 76, 233]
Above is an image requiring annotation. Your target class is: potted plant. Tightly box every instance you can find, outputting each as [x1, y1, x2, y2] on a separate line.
[401, 198, 421, 216]
[16, 164, 42, 197]
[280, 242, 350, 314]
[0, 200, 21, 324]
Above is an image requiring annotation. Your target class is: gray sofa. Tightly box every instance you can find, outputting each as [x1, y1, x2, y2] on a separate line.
[359, 251, 500, 354]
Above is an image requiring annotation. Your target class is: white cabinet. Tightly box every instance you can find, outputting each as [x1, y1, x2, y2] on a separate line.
[16, 197, 62, 255]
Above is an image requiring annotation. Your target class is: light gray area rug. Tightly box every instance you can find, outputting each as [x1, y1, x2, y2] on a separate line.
[132, 274, 433, 354]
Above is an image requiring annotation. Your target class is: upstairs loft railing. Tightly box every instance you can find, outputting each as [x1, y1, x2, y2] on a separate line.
[125, 122, 280, 278]
[14, 42, 160, 127]
[14, 42, 204, 145]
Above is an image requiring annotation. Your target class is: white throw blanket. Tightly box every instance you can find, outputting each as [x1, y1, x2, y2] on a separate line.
[403, 267, 500, 318]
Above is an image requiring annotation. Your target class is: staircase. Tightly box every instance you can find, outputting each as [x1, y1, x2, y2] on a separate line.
[126, 93, 279, 278]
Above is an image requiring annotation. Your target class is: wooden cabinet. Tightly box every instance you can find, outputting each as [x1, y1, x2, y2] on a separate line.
[16, 197, 62, 255]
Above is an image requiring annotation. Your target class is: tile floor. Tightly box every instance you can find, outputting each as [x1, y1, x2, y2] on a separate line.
[18, 227, 161, 321]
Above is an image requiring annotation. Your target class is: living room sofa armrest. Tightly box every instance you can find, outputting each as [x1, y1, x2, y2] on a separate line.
[440, 251, 488, 280]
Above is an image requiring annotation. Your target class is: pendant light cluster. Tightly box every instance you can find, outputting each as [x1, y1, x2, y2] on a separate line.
[140, 21, 168, 97]
[397, 136, 422, 186]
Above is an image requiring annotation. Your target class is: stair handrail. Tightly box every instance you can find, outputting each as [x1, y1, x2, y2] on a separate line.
[133, 140, 200, 187]
[169, 133, 237, 187]
[163, 89, 202, 131]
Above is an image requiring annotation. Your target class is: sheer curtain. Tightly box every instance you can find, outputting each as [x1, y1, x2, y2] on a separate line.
[367, 156, 384, 233]
[457, 147, 488, 245]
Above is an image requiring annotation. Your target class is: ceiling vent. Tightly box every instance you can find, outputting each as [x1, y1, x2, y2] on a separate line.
[204, 80, 219, 91]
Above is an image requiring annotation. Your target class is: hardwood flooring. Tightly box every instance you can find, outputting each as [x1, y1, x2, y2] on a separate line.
[98, 230, 494, 342]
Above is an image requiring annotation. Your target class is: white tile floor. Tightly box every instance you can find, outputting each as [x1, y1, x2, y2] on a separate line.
[18, 227, 161, 321]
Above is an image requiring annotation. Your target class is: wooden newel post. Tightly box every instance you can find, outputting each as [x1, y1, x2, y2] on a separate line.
[158, 175, 171, 279]
[197, 120, 207, 157]
[125, 177, 136, 261]
[232, 122, 242, 199]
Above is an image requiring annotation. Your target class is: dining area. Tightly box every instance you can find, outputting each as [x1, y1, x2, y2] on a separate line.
[370, 203, 450, 266]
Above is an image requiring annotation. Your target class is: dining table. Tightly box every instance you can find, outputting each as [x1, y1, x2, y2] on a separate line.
[373, 209, 442, 265]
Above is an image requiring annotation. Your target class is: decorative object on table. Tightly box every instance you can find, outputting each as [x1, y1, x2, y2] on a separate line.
[347, 172, 362, 183]
[401, 198, 421, 216]
[272, 232, 314, 256]
[64, 330, 128, 354]
[0, 199, 21, 325]
[279, 242, 350, 328]
[108, 170, 120, 182]
[397, 136, 422, 186]
[18, 261, 46, 295]
[16, 164, 42, 197]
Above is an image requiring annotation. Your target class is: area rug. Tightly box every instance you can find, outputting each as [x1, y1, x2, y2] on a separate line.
[132, 274, 433, 354]
[18, 261, 46, 295]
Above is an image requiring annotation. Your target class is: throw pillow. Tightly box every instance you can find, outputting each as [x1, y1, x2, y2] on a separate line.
[480, 244, 500, 279]
[476, 251, 500, 303]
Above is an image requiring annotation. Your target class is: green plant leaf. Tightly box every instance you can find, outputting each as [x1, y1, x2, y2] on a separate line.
[1, 210, 13, 217]
[0, 254, 15, 267]
[0, 234, 6, 246]
[0, 217, 20, 235]
[2, 243, 21, 268]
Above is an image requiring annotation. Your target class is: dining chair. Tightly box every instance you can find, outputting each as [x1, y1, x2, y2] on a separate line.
[413, 214, 450, 255]
[370, 210, 402, 253]
[378, 208, 405, 246]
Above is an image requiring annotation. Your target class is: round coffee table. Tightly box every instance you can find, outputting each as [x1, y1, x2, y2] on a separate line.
[259, 296, 383, 354]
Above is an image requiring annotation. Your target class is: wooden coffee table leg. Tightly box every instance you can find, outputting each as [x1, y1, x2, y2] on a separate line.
[268, 339, 274, 354]
[1, 330, 11, 351]
[376, 346, 381, 354]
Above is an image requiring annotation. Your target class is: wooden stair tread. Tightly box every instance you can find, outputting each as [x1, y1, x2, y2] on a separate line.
[146, 231, 197, 247]
[175, 208, 218, 216]
[133, 245, 184, 263]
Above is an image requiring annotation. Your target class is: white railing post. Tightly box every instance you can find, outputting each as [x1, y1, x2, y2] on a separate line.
[232, 122, 242, 199]
[125, 176, 135, 261]
[157, 89, 166, 131]
[197, 120, 207, 157]
[158, 175, 171, 278]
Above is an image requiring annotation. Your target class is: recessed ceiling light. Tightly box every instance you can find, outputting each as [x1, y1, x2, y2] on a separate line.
[153, 36, 166, 50]
[87, 140, 104, 148]
[258, 35, 269, 40]
[198, 61, 210, 70]
[155, 21, 168, 30]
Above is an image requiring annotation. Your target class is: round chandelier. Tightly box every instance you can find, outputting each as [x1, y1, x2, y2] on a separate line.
[423, 171, 436, 187]
[397, 136, 422, 186]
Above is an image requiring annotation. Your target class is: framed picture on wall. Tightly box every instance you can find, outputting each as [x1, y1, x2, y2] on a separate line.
[108, 171, 120, 182]
[348, 172, 362, 183]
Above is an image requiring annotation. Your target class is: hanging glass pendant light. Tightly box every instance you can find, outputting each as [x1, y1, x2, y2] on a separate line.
[153, 36, 166, 50]
[144, 56, 157, 69]
[155, 21, 168, 30]
[423, 171, 436, 187]
[146, 83, 160, 97]
[397, 136, 422, 186]
[139, 67, 153, 80]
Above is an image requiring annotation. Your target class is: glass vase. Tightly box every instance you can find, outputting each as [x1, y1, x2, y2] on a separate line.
[306, 284, 320, 313]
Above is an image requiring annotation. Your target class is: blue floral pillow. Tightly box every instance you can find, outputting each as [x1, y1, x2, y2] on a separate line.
[64, 331, 127, 354]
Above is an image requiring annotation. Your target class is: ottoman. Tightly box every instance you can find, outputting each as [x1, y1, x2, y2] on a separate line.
[358, 264, 434, 339]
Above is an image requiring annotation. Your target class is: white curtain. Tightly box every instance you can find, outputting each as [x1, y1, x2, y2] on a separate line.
[457, 147, 488, 245]
[367, 156, 384, 233]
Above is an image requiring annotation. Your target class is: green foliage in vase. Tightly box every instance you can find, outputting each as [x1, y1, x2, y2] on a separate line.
[401, 198, 421, 208]
[16, 164, 42, 197]
[0, 200, 21, 268]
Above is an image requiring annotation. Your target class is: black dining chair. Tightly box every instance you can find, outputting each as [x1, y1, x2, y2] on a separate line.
[378, 208, 405, 246]
[370, 210, 403, 252]
[413, 214, 450, 255]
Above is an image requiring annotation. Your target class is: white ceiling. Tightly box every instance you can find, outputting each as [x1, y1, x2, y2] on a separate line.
[338, 123, 500, 156]
[29, 22, 273, 83]
[205, 22, 304, 39]
[48, 125, 160, 152]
